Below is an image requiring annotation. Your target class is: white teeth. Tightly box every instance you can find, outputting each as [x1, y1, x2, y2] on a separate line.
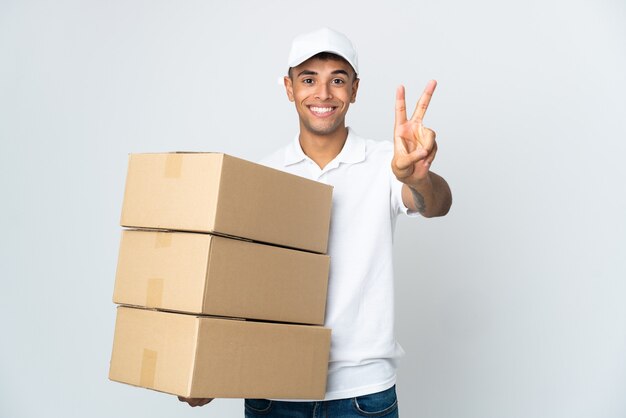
[310, 107, 333, 113]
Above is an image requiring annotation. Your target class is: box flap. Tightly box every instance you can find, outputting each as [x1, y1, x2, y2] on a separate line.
[109, 307, 199, 396]
[113, 229, 212, 313]
[120, 153, 223, 232]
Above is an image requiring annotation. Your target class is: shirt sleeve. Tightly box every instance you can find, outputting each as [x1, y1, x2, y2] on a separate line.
[390, 166, 421, 218]
[379, 139, 420, 218]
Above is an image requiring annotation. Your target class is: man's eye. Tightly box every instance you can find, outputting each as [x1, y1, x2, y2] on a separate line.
[302, 78, 314, 84]
[332, 79, 345, 85]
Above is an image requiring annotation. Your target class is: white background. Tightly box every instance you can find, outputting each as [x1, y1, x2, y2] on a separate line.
[1, 1, 625, 417]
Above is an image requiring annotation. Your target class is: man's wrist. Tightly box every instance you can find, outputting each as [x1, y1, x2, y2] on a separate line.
[405, 174, 433, 192]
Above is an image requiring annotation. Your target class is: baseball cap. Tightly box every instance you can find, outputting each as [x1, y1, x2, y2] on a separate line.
[287, 27, 359, 75]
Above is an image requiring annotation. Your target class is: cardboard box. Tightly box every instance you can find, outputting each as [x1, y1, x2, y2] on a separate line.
[120, 153, 333, 254]
[113, 229, 330, 325]
[109, 306, 331, 399]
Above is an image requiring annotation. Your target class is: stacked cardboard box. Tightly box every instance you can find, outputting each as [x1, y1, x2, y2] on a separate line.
[109, 153, 333, 399]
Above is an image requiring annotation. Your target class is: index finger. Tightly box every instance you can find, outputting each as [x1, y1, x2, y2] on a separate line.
[395, 85, 407, 127]
[410, 79, 437, 123]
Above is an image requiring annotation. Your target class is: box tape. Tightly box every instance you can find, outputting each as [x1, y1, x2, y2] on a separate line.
[154, 232, 172, 248]
[146, 278, 164, 307]
[140, 348, 158, 388]
[164, 154, 183, 178]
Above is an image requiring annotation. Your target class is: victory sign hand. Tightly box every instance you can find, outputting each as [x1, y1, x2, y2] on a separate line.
[392, 80, 438, 186]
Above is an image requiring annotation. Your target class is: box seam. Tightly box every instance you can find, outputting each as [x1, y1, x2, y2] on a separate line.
[202, 236, 214, 314]
[188, 316, 202, 397]
[211, 154, 225, 232]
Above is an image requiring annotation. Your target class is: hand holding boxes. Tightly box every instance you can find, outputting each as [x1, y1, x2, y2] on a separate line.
[109, 153, 333, 400]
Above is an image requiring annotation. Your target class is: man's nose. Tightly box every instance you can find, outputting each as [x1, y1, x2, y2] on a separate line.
[315, 83, 333, 100]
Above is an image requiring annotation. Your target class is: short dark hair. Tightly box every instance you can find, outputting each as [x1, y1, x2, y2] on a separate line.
[288, 52, 358, 79]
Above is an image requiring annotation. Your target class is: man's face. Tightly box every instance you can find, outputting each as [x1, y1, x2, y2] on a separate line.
[284, 56, 359, 139]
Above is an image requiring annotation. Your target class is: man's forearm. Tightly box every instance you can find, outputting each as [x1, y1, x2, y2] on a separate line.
[401, 171, 452, 218]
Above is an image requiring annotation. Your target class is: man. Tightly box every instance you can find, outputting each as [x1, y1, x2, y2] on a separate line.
[180, 27, 452, 417]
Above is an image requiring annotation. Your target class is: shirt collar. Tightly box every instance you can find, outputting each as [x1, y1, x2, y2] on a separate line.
[283, 127, 366, 167]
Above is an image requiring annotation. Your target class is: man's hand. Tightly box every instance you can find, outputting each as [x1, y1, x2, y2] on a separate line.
[177, 396, 214, 407]
[392, 80, 438, 186]
[392, 80, 452, 217]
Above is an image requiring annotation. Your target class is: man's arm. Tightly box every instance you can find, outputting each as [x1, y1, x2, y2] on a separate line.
[392, 81, 452, 217]
[401, 171, 452, 218]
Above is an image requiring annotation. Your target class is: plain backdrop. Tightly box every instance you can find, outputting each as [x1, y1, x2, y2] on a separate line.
[1, 1, 625, 417]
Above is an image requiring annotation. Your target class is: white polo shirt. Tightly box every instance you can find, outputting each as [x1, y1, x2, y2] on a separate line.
[260, 128, 417, 401]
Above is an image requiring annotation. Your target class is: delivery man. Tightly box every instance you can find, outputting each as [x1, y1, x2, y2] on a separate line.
[179, 27, 452, 417]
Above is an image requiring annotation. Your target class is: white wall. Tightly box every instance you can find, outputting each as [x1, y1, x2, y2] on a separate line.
[1, 1, 625, 417]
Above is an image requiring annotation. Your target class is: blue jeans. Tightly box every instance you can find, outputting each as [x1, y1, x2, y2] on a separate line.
[244, 385, 399, 418]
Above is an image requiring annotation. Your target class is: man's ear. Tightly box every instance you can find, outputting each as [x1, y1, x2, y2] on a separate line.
[284, 76, 295, 102]
[350, 77, 360, 103]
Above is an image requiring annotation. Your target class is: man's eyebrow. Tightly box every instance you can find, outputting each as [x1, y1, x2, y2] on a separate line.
[296, 69, 351, 77]
[296, 70, 318, 77]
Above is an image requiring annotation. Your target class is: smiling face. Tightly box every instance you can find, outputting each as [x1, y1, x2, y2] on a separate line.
[284, 54, 359, 141]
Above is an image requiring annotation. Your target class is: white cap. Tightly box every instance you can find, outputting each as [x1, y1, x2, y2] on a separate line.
[287, 27, 358, 75]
